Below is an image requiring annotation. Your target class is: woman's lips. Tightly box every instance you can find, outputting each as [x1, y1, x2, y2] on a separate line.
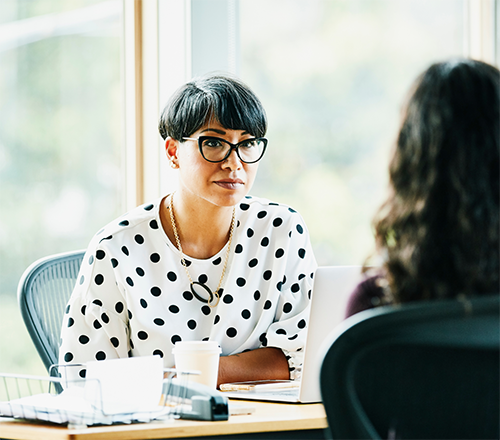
[214, 179, 244, 190]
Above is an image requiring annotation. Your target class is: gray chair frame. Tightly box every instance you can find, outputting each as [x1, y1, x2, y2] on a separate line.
[320, 294, 500, 440]
[17, 250, 85, 373]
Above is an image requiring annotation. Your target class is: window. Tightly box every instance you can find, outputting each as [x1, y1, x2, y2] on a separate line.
[0, 0, 123, 374]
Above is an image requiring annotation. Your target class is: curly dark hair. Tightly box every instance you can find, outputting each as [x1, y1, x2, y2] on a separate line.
[372, 59, 499, 304]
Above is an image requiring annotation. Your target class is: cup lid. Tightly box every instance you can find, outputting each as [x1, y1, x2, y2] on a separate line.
[172, 341, 221, 353]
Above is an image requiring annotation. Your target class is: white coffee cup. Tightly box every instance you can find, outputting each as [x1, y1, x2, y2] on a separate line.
[172, 341, 221, 389]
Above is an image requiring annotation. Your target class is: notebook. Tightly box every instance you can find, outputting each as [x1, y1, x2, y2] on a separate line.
[221, 265, 364, 403]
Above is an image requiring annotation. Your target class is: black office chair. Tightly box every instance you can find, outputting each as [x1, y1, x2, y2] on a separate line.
[320, 294, 500, 440]
[17, 250, 85, 374]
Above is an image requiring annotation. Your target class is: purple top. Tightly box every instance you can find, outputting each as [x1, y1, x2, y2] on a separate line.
[345, 275, 386, 318]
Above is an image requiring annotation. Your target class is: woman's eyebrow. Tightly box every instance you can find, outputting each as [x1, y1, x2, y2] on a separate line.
[200, 128, 250, 136]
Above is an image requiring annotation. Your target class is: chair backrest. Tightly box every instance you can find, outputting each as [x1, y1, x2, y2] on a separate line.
[320, 294, 500, 440]
[17, 250, 85, 373]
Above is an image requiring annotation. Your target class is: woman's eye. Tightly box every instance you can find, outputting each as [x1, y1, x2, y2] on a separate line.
[240, 140, 257, 149]
[203, 139, 224, 148]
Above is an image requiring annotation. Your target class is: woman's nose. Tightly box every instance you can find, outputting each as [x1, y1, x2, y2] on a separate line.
[222, 148, 242, 170]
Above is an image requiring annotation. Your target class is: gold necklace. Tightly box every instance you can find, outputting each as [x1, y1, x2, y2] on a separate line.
[168, 193, 235, 308]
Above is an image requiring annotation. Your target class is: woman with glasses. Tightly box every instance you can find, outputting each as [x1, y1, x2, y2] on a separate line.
[59, 74, 317, 387]
[345, 59, 499, 317]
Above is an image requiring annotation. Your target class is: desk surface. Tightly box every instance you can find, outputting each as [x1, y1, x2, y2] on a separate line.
[0, 400, 327, 440]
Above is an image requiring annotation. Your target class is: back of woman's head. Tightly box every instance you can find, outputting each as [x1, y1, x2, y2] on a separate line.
[158, 74, 267, 141]
[374, 59, 499, 303]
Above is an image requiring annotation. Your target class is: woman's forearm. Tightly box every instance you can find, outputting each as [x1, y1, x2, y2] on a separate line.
[217, 347, 290, 388]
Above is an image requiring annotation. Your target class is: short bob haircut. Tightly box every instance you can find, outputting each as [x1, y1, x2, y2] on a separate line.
[372, 58, 499, 303]
[158, 74, 267, 141]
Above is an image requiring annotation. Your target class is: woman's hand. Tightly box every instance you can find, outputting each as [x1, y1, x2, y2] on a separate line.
[217, 347, 290, 388]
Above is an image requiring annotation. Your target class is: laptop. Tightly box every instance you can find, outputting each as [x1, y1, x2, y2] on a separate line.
[221, 266, 364, 403]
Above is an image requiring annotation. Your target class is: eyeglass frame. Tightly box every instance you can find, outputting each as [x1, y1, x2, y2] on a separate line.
[182, 136, 268, 164]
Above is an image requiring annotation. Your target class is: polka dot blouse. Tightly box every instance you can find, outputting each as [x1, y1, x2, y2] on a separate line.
[59, 195, 317, 381]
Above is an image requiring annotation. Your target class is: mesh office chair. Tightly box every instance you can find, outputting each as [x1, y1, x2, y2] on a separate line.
[17, 250, 85, 374]
[320, 294, 500, 440]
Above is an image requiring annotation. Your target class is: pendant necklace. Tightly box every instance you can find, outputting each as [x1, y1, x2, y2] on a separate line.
[168, 193, 235, 308]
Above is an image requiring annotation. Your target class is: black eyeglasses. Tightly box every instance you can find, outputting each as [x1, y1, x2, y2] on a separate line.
[182, 136, 268, 164]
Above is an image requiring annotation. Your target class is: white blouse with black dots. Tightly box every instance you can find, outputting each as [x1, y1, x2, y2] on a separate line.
[59, 195, 317, 382]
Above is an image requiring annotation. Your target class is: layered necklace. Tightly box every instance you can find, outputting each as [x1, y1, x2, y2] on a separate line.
[168, 193, 235, 308]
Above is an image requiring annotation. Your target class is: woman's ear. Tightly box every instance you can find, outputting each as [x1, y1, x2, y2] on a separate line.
[165, 137, 180, 169]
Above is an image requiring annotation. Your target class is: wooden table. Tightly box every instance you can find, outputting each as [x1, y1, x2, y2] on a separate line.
[0, 400, 327, 440]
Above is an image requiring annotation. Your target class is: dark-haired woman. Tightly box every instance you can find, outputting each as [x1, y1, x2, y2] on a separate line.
[59, 75, 317, 387]
[346, 59, 499, 317]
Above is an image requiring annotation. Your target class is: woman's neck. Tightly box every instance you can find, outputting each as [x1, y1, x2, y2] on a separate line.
[160, 191, 235, 260]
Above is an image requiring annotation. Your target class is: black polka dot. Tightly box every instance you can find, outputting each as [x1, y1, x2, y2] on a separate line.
[92, 299, 103, 307]
[249, 258, 258, 267]
[81, 305, 86, 315]
[169, 305, 180, 313]
[140, 298, 148, 308]
[291, 283, 300, 293]
[263, 270, 272, 280]
[201, 305, 211, 315]
[257, 210, 267, 219]
[214, 315, 221, 325]
[79, 335, 90, 344]
[223, 294, 234, 304]
[187, 320, 197, 330]
[64, 352, 73, 362]
[151, 287, 162, 297]
[134, 234, 144, 244]
[247, 228, 254, 238]
[236, 278, 246, 287]
[213, 257, 222, 265]
[96, 250, 106, 260]
[154, 318, 165, 326]
[288, 207, 297, 213]
[110, 337, 119, 347]
[298, 273, 306, 280]
[144, 204, 154, 211]
[240, 203, 250, 210]
[259, 333, 268, 345]
[79, 369, 87, 378]
[198, 274, 208, 284]
[136, 267, 145, 276]
[184, 259, 192, 267]
[126, 277, 134, 286]
[65, 305, 70, 314]
[96, 351, 106, 361]
[115, 302, 124, 313]
[183, 291, 193, 301]
[283, 303, 293, 313]
[138, 331, 148, 340]
[298, 319, 306, 329]
[275, 248, 284, 258]
[277, 281, 283, 291]
[288, 334, 299, 341]
[235, 244, 243, 253]
[130, 339, 135, 349]
[226, 327, 237, 338]
[149, 219, 159, 229]
[150, 253, 160, 263]
[260, 237, 269, 247]
[264, 300, 272, 310]
[253, 290, 261, 301]
[153, 349, 164, 358]
[241, 309, 251, 319]
[88, 255, 94, 265]
[68, 317, 74, 327]
[171, 335, 181, 344]
[273, 218, 283, 227]
[79, 275, 85, 285]
[93, 320, 102, 329]
[101, 313, 109, 324]
[167, 272, 177, 282]
[298, 248, 306, 259]
[111, 258, 119, 268]
[128, 310, 133, 319]
[296, 224, 304, 234]
[276, 328, 287, 335]
[121, 246, 129, 256]
[119, 220, 129, 226]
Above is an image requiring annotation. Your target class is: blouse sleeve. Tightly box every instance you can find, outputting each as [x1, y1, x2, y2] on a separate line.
[58, 237, 130, 382]
[265, 211, 317, 381]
